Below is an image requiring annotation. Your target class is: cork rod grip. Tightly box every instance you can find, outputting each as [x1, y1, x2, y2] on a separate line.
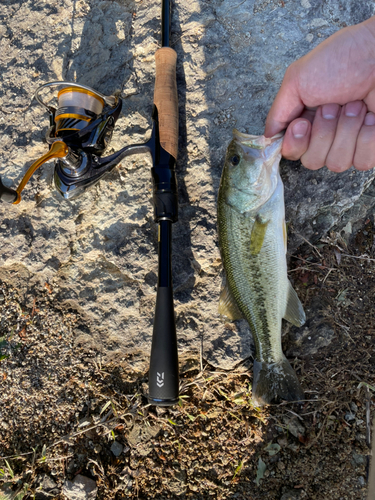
[154, 47, 178, 160]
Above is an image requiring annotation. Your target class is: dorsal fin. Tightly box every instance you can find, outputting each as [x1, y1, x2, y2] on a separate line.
[218, 280, 243, 321]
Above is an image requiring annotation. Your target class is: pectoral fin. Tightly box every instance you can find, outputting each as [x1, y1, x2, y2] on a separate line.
[219, 280, 243, 321]
[283, 281, 306, 327]
[250, 216, 269, 255]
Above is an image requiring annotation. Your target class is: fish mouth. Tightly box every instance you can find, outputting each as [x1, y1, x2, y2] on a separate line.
[233, 129, 284, 149]
[230, 129, 283, 205]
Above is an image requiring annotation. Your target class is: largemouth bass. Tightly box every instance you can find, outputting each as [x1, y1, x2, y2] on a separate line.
[217, 129, 306, 406]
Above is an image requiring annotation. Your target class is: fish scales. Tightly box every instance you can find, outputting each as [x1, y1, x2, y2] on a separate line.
[218, 176, 286, 360]
[217, 130, 306, 406]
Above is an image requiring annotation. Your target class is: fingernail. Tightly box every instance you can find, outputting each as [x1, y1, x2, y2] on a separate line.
[322, 103, 339, 119]
[345, 101, 363, 117]
[365, 112, 375, 126]
[292, 121, 309, 139]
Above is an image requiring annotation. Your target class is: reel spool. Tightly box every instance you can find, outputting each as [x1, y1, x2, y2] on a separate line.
[54, 87, 105, 136]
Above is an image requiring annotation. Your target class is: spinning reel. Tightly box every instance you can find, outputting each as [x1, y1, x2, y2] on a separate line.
[0, 81, 177, 225]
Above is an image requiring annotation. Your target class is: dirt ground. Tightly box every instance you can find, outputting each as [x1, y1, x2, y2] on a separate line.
[0, 215, 374, 499]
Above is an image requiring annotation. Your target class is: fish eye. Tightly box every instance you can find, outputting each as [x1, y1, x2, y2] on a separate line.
[230, 155, 240, 166]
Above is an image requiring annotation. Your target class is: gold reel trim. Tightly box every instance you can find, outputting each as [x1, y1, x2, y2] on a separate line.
[55, 113, 92, 122]
[13, 141, 69, 204]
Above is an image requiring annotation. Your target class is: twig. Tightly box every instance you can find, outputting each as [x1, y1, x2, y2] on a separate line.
[306, 407, 338, 448]
[278, 397, 333, 406]
[179, 434, 194, 444]
[290, 255, 330, 269]
[335, 322, 355, 343]
[290, 267, 320, 274]
[341, 253, 375, 263]
[0, 451, 34, 460]
[366, 387, 371, 449]
[301, 400, 336, 416]
[294, 233, 322, 258]
[47, 412, 135, 449]
[200, 334, 204, 372]
[368, 419, 375, 500]
[31, 297, 37, 318]
[322, 267, 334, 285]
[45, 455, 74, 462]
[286, 409, 304, 421]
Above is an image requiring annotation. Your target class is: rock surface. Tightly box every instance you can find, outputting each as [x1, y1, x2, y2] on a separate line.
[0, 0, 374, 370]
[62, 474, 97, 500]
[110, 440, 124, 457]
[286, 296, 335, 357]
[35, 475, 59, 500]
[0, 484, 13, 500]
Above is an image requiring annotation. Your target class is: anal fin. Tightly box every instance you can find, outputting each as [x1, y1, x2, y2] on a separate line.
[283, 280, 306, 327]
[219, 280, 242, 321]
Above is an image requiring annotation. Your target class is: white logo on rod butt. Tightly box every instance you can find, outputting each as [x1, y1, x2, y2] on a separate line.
[156, 372, 164, 387]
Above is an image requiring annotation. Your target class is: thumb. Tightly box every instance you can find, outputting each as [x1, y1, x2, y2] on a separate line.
[264, 71, 305, 137]
[364, 88, 375, 114]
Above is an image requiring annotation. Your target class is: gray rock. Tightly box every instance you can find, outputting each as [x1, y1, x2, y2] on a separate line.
[0, 484, 13, 500]
[288, 321, 335, 357]
[282, 416, 305, 439]
[0, 0, 374, 371]
[66, 459, 76, 474]
[287, 296, 335, 357]
[62, 474, 97, 500]
[351, 402, 358, 413]
[280, 488, 301, 500]
[351, 452, 366, 467]
[282, 161, 375, 253]
[35, 475, 59, 499]
[127, 423, 161, 456]
[41, 476, 57, 491]
[110, 440, 123, 457]
[358, 476, 366, 487]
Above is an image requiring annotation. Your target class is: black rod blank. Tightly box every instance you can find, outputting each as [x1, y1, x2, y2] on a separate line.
[161, 0, 171, 47]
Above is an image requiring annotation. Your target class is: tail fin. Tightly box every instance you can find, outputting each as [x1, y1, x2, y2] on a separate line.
[252, 358, 304, 406]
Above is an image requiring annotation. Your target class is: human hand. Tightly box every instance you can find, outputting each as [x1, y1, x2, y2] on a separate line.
[264, 17, 375, 172]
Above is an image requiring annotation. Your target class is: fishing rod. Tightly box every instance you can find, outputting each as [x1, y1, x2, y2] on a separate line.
[147, 0, 179, 406]
[0, 0, 180, 406]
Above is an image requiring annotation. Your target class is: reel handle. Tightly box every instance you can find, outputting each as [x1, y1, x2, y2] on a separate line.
[0, 141, 68, 204]
[153, 47, 179, 160]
